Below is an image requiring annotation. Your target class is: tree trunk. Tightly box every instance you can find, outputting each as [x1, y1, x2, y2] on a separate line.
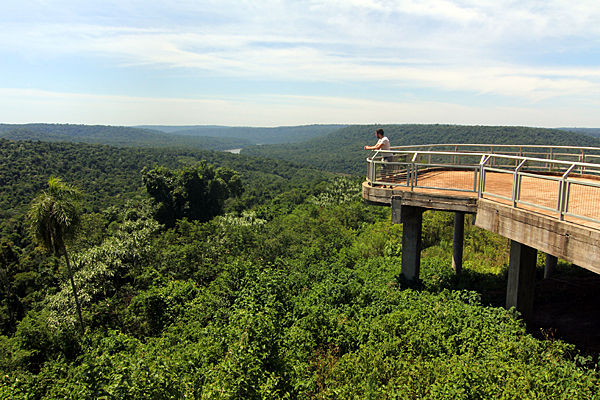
[63, 246, 84, 333]
[1, 269, 14, 334]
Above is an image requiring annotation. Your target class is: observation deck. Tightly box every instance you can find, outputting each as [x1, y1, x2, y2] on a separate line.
[363, 144, 600, 320]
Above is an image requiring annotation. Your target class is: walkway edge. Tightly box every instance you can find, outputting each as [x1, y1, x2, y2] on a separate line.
[476, 199, 600, 275]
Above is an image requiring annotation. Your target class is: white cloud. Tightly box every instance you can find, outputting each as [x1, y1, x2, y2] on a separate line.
[1, 1, 600, 125]
[1, 88, 599, 127]
[3, 19, 599, 103]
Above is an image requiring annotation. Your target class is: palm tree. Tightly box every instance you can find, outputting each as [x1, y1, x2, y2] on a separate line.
[28, 177, 85, 333]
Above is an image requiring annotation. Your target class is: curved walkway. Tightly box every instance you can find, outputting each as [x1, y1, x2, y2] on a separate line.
[364, 169, 600, 230]
[363, 145, 600, 320]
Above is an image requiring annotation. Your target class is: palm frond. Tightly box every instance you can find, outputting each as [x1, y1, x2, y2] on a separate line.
[28, 177, 83, 255]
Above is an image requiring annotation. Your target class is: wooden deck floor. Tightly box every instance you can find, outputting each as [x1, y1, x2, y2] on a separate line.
[368, 169, 600, 230]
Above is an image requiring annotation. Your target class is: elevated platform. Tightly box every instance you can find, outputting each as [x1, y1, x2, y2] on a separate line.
[363, 175, 600, 275]
[363, 158, 600, 321]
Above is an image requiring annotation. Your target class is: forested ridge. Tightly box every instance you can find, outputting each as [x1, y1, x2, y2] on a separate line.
[0, 124, 253, 151]
[0, 130, 599, 398]
[138, 124, 346, 145]
[560, 127, 600, 138]
[242, 124, 600, 175]
[0, 139, 329, 246]
[0, 123, 346, 150]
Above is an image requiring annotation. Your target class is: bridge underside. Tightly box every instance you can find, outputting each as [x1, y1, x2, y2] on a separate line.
[476, 199, 600, 274]
[363, 181, 600, 321]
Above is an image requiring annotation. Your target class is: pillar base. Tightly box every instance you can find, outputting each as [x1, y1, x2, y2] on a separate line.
[506, 240, 537, 321]
[400, 206, 424, 281]
[452, 212, 465, 275]
[544, 254, 558, 279]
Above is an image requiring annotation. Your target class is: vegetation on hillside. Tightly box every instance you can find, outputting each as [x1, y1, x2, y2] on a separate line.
[0, 139, 329, 245]
[142, 163, 244, 228]
[140, 124, 346, 145]
[0, 124, 253, 151]
[0, 127, 599, 398]
[0, 175, 598, 398]
[0, 123, 347, 150]
[242, 124, 600, 175]
[560, 127, 600, 138]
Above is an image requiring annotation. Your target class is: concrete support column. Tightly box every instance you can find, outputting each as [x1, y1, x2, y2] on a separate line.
[452, 212, 465, 275]
[544, 254, 558, 279]
[400, 206, 425, 281]
[506, 240, 537, 321]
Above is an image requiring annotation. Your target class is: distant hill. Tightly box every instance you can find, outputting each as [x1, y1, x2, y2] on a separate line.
[0, 138, 330, 231]
[241, 124, 600, 175]
[136, 124, 346, 145]
[559, 128, 600, 138]
[0, 124, 253, 151]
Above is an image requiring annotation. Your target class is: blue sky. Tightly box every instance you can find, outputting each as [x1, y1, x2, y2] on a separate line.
[1, 0, 599, 127]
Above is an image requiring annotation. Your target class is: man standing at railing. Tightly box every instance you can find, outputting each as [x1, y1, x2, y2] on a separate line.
[364, 128, 392, 187]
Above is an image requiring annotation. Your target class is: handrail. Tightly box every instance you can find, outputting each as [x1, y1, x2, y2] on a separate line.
[366, 145, 600, 227]
[388, 143, 600, 152]
[376, 143, 600, 165]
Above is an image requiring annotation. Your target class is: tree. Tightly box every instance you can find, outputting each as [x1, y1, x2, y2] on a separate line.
[27, 177, 84, 333]
[0, 238, 20, 334]
[142, 163, 244, 228]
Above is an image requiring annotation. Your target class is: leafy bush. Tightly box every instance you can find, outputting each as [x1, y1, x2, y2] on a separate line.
[125, 280, 199, 337]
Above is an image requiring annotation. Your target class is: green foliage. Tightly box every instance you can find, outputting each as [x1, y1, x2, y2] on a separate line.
[125, 280, 199, 338]
[1, 128, 599, 398]
[242, 124, 600, 175]
[0, 309, 80, 375]
[0, 124, 254, 150]
[142, 163, 243, 228]
[0, 239, 21, 335]
[46, 219, 162, 330]
[144, 124, 346, 145]
[0, 138, 330, 238]
[1, 197, 599, 398]
[27, 177, 83, 256]
[559, 127, 600, 138]
[307, 290, 598, 399]
[28, 177, 85, 333]
[307, 177, 362, 206]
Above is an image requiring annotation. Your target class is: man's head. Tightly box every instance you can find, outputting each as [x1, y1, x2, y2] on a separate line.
[375, 128, 384, 139]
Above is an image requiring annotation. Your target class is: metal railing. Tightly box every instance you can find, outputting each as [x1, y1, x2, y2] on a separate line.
[387, 143, 600, 166]
[366, 144, 600, 226]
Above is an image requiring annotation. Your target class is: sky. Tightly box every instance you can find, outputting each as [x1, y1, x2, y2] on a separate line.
[1, 0, 599, 127]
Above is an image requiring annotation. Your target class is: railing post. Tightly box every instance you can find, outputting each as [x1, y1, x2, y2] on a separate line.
[512, 159, 527, 208]
[371, 157, 376, 184]
[558, 164, 575, 221]
[369, 151, 375, 184]
[565, 182, 571, 216]
[410, 152, 419, 191]
[372, 160, 377, 184]
[478, 154, 490, 198]
[375, 151, 381, 183]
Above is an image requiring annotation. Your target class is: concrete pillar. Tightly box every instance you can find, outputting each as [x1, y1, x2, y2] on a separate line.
[400, 206, 424, 281]
[452, 212, 465, 275]
[544, 254, 558, 279]
[506, 240, 537, 321]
